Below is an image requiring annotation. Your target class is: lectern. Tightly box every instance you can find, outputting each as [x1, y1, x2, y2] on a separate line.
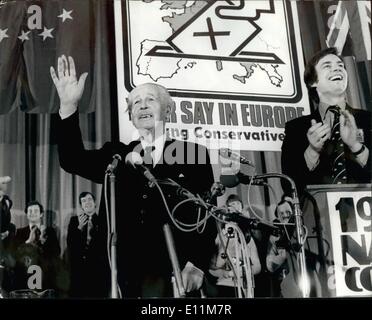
[289, 183, 372, 297]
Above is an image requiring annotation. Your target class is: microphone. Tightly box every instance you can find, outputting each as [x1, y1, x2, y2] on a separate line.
[176, 187, 195, 199]
[219, 148, 255, 167]
[106, 154, 122, 174]
[212, 207, 279, 234]
[212, 206, 257, 226]
[205, 182, 225, 203]
[125, 152, 156, 184]
[220, 172, 267, 188]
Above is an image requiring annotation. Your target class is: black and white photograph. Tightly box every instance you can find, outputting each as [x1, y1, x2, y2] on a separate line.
[0, 0, 371, 314]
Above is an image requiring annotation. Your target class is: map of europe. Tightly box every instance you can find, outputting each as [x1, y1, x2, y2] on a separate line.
[137, 0, 283, 87]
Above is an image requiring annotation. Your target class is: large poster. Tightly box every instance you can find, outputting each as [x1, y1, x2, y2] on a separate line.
[114, 0, 310, 151]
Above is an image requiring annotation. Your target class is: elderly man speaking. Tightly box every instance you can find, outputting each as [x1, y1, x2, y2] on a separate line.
[51, 55, 217, 298]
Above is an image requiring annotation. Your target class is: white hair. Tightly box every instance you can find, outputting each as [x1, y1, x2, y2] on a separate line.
[126, 83, 173, 114]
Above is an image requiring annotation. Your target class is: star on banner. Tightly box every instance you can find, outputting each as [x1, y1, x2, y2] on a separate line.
[18, 30, 31, 42]
[39, 27, 54, 41]
[0, 28, 9, 43]
[58, 9, 73, 22]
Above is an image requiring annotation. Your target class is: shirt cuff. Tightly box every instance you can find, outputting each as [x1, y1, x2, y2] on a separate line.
[304, 146, 320, 171]
[59, 105, 77, 120]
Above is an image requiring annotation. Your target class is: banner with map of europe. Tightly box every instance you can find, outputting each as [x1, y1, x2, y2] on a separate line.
[114, 0, 311, 151]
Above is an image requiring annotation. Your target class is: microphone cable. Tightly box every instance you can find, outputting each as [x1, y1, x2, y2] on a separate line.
[246, 169, 267, 222]
[170, 196, 211, 233]
[246, 172, 294, 231]
[160, 178, 215, 233]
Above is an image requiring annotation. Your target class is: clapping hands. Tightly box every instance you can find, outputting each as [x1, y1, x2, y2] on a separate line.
[340, 109, 362, 152]
[77, 213, 89, 230]
[307, 119, 331, 153]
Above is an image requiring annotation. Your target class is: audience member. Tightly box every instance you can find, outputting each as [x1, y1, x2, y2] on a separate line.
[66, 192, 109, 297]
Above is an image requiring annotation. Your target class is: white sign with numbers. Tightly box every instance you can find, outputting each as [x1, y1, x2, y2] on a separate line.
[327, 191, 372, 297]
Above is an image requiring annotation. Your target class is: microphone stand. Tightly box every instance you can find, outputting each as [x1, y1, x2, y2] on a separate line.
[249, 173, 309, 298]
[107, 172, 119, 298]
[0, 229, 4, 298]
[0, 199, 7, 298]
[231, 224, 254, 298]
[163, 223, 186, 298]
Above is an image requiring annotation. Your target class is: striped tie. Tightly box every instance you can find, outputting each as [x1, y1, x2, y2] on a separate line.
[329, 106, 347, 184]
[87, 216, 93, 245]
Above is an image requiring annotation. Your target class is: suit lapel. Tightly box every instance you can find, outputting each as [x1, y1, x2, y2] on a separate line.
[312, 107, 322, 123]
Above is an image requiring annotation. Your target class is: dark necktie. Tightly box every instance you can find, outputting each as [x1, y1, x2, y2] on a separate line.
[34, 226, 41, 243]
[87, 216, 93, 245]
[328, 106, 347, 184]
[142, 146, 155, 168]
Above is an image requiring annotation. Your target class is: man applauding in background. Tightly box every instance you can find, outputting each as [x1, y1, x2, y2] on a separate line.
[282, 47, 371, 196]
[66, 192, 108, 298]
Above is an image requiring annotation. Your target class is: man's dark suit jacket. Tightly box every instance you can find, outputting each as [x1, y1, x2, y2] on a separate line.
[57, 112, 217, 297]
[0, 195, 12, 233]
[14, 226, 61, 259]
[281, 106, 371, 196]
[66, 214, 109, 297]
[12, 225, 61, 291]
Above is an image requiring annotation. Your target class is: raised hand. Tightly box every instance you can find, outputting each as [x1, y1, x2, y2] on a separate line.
[340, 110, 361, 152]
[50, 55, 88, 115]
[307, 119, 331, 153]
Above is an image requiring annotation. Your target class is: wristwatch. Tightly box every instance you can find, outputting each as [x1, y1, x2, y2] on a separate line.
[352, 144, 365, 156]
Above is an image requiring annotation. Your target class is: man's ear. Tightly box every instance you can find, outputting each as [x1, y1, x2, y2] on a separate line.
[310, 81, 318, 88]
[164, 105, 171, 120]
[125, 98, 132, 121]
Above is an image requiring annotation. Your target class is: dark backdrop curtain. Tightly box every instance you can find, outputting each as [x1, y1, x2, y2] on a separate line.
[0, 0, 115, 254]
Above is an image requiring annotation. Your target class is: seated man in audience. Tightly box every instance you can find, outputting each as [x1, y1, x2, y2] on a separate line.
[266, 196, 295, 297]
[0, 176, 14, 250]
[13, 201, 61, 294]
[66, 191, 109, 298]
[0, 176, 12, 236]
[209, 194, 261, 297]
[0, 176, 16, 294]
